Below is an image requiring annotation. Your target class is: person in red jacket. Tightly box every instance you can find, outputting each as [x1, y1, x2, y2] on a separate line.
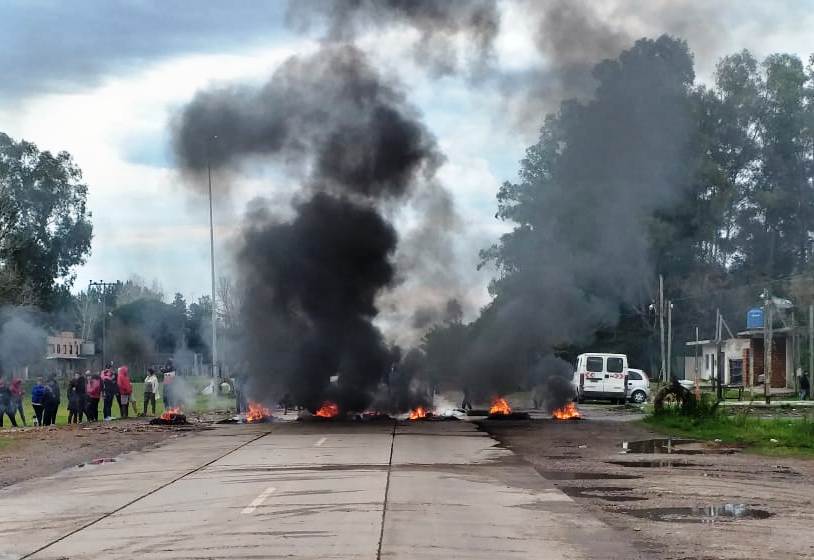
[116, 366, 133, 418]
[85, 372, 102, 421]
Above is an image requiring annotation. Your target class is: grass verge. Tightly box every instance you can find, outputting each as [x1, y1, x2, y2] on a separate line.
[643, 410, 814, 458]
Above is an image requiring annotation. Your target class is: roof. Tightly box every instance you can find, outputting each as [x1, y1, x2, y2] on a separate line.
[737, 327, 793, 337]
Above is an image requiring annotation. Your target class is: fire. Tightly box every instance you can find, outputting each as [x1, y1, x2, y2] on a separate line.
[489, 397, 512, 416]
[408, 406, 428, 420]
[552, 402, 581, 420]
[160, 407, 182, 421]
[315, 401, 339, 418]
[246, 401, 272, 423]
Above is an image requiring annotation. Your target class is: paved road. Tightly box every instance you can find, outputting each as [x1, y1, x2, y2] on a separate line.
[0, 419, 639, 559]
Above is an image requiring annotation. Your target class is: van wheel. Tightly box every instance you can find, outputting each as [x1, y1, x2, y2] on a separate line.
[630, 390, 647, 404]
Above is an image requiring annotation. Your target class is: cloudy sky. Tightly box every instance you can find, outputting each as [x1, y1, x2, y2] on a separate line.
[1, 0, 812, 315]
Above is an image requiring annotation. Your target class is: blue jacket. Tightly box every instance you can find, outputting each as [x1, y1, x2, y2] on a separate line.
[31, 383, 47, 405]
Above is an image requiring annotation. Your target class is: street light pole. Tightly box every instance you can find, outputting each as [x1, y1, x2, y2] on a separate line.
[89, 280, 117, 367]
[207, 137, 218, 378]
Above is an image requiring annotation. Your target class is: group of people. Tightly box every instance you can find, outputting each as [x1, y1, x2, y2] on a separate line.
[0, 360, 179, 428]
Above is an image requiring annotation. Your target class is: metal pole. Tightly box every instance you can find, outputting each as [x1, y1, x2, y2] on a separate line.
[668, 302, 672, 380]
[208, 159, 218, 378]
[716, 309, 723, 401]
[101, 287, 106, 366]
[764, 294, 773, 405]
[694, 326, 701, 400]
[659, 274, 666, 383]
[809, 304, 813, 401]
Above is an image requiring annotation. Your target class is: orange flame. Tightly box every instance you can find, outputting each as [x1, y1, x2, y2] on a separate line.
[552, 402, 581, 420]
[246, 401, 272, 423]
[315, 401, 339, 418]
[489, 397, 512, 415]
[408, 406, 428, 420]
[160, 407, 182, 421]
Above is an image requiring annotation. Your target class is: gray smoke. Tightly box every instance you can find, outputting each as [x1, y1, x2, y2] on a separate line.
[173, 44, 459, 412]
[0, 307, 47, 375]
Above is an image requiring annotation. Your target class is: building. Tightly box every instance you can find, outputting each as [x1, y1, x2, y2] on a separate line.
[45, 332, 95, 377]
[685, 328, 794, 392]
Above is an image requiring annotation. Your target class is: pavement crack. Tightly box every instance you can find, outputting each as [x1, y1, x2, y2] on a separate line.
[376, 420, 397, 560]
[19, 429, 273, 559]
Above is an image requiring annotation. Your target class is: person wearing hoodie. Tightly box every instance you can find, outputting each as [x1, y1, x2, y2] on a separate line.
[142, 367, 159, 416]
[101, 363, 117, 420]
[10, 378, 25, 426]
[116, 366, 132, 418]
[31, 377, 47, 426]
[0, 378, 18, 428]
[44, 375, 61, 426]
[67, 371, 86, 423]
[85, 372, 102, 421]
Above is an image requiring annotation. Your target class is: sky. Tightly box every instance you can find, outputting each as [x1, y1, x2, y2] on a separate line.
[1, 0, 813, 316]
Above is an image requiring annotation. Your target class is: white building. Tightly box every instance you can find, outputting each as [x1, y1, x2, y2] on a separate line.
[45, 331, 94, 377]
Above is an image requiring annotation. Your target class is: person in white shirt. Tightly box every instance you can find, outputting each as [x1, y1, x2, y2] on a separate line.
[142, 368, 159, 416]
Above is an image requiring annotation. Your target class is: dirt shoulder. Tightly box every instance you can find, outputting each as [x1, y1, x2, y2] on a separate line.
[483, 408, 814, 560]
[0, 417, 215, 489]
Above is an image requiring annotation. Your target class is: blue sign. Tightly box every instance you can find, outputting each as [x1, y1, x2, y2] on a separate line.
[746, 308, 764, 329]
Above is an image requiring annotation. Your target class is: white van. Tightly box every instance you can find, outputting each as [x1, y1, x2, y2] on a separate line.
[574, 353, 629, 403]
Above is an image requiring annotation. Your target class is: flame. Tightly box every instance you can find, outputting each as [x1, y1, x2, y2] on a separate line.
[552, 402, 581, 420]
[489, 397, 512, 415]
[315, 401, 339, 418]
[408, 406, 428, 420]
[246, 401, 272, 423]
[160, 407, 182, 421]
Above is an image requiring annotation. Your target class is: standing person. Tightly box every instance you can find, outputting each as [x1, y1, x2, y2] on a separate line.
[460, 387, 473, 411]
[85, 372, 102, 422]
[10, 378, 26, 426]
[31, 377, 47, 426]
[799, 372, 810, 401]
[67, 371, 85, 424]
[162, 365, 176, 410]
[116, 366, 132, 418]
[44, 375, 61, 426]
[142, 367, 158, 416]
[101, 363, 118, 420]
[0, 378, 18, 428]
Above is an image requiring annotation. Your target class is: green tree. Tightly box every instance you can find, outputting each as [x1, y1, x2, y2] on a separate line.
[0, 133, 92, 309]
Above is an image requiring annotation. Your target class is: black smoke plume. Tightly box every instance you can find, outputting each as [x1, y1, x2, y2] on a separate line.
[173, 45, 450, 412]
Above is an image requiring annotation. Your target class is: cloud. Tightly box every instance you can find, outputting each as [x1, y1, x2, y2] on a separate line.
[0, 1, 289, 99]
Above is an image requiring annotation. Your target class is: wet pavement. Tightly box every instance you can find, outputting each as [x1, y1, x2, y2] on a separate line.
[0, 420, 640, 559]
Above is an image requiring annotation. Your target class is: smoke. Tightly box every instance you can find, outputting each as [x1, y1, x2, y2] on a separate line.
[173, 44, 459, 412]
[286, 0, 500, 76]
[0, 307, 47, 376]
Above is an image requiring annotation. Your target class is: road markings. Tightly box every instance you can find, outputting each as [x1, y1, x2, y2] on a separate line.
[241, 486, 276, 514]
[315, 437, 327, 447]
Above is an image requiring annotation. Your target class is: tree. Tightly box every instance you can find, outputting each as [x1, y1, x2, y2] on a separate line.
[0, 133, 92, 310]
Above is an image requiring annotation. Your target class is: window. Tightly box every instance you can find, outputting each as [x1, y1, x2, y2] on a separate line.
[705, 354, 710, 371]
[57, 344, 61, 354]
[627, 371, 642, 381]
[607, 357, 624, 373]
[586, 356, 604, 372]
[729, 359, 743, 385]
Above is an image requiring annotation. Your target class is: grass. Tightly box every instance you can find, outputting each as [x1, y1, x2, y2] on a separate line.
[9, 378, 234, 427]
[644, 409, 814, 457]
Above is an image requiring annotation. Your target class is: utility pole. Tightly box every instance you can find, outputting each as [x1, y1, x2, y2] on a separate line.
[88, 280, 117, 367]
[667, 300, 673, 380]
[716, 308, 723, 401]
[763, 291, 773, 405]
[659, 274, 666, 383]
[809, 304, 813, 401]
[207, 136, 219, 378]
[694, 326, 701, 400]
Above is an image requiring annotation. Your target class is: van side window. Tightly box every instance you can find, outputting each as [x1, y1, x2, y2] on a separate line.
[627, 371, 641, 380]
[586, 357, 603, 372]
[607, 357, 624, 373]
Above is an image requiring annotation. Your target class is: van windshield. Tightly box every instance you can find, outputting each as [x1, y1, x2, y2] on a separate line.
[586, 356, 604, 372]
[607, 357, 624, 373]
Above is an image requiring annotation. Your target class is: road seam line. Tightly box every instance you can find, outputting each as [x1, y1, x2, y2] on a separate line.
[376, 421, 397, 560]
[241, 486, 276, 514]
[315, 436, 327, 447]
[20, 429, 273, 559]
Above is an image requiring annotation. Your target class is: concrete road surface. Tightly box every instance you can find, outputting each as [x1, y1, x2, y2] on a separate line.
[0, 420, 640, 559]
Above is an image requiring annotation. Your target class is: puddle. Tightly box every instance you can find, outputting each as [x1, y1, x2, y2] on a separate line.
[560, 486, 647, 502]
[606, 460, 707, 469]
[621, 438, 740, 455]
[537, 469, 640, 480]
[623, 503, 772, 523]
